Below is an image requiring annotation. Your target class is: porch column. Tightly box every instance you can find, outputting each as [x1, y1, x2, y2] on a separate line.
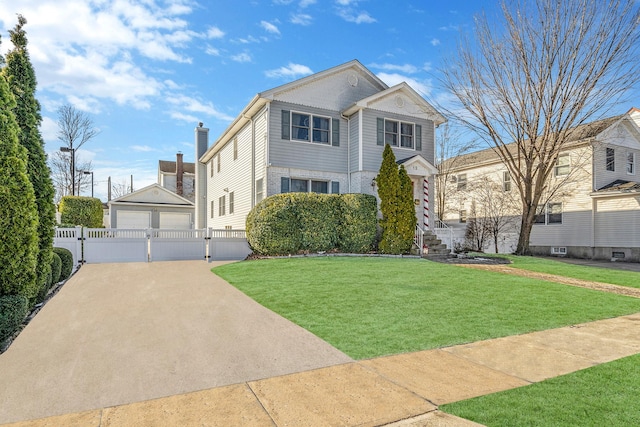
[423, 177, 430, 230]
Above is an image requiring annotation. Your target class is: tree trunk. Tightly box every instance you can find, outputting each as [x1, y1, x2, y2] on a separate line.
[494, 234, 499, 253]
[515, 210, 534, 255]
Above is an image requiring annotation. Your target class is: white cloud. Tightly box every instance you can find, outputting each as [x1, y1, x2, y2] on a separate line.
[171, 112, 200, 124]
[231, 52, 252, 63]
[376, 73, 433, 97]
[291, 13, 313, 25]
[131, 145, 157, 152]
[265, 63, 313, 79]
[39, 116, 59, 144]
[205, 46, 221, 56]
[299, 0, 317, 7]
[260, 20, 281, 35]
[337, 9, 376, 24]
[369, 63, 419, 74]
[166, 94, 235, 122]
[430, 38, 441, 46]
[206, 26, 225, 39]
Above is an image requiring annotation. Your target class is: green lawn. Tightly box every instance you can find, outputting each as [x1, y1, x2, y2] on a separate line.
[212, 257, 640, 359]
[497, 255, 640, 289]
[441, 353, 640, 426]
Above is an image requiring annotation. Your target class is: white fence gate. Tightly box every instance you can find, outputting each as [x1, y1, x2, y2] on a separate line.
[53, 227, 251, 265]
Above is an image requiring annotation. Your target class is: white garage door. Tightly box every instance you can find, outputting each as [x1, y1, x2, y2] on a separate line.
[159, 212, 192, 229]
[117, 211, 151, 229]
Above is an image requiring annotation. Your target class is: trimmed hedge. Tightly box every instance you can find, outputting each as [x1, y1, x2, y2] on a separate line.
[53, 247, 73, 281]
[50, 252, 62, 284]
[246, 193, 377, 255]
[59, 196, 103, 228]
[0, 295, 28, 344]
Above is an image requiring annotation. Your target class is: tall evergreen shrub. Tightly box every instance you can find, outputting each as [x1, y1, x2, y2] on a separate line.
[59, 196, 103, 227]
[4, 16, 56, 295]
[0, 48, 39, 298]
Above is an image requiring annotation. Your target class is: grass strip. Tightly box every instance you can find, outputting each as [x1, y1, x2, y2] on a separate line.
[441, 353, 640, 426]
[498, 255, 640, 289]
[212, 257, 640, 359]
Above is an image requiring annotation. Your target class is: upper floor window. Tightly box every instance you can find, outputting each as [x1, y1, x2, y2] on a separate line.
[376, 118, 422, 151]
[503, 171, 511, 192]
[627, 152, 635, 175]
[554, 153, 570, 177]
[459, 209, 467, 223]
[229, 192, 235, 214]
[233, 138, 238, 160]
[606, 147, 615, 171]
[216, 154, 221, 173]
[282, 110, 339, 146]
[218, 195, 225, 216]
[457, 174, 467, 191]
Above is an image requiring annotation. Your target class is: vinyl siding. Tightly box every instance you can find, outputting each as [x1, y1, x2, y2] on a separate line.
[269, 102, 348, 173]
[593, 123, 640, 190]
[361, 109, 435, 172]
[594, 197, 640, 247]
[207, 109, 267, 229]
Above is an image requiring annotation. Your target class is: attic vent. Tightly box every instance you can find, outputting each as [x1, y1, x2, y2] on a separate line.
[348, 74, 358, 87]
[395, 95, 405, 108]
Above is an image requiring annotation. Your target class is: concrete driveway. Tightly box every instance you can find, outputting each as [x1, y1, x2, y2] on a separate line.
[0, 261, 352, 424]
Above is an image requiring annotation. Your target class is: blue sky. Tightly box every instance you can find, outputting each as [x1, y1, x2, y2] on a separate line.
[1, 0, 635, 201]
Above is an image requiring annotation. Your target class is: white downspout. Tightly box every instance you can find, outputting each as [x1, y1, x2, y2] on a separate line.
[341, 113, 351, 193]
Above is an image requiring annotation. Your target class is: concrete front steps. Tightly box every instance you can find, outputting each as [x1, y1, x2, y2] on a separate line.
[422, 230, 452, 260]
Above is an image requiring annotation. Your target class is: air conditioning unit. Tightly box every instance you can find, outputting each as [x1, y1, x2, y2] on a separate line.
[551, 247, 567, 255]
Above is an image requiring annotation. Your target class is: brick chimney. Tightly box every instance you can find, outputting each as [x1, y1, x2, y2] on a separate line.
[176, 152, 184, 196]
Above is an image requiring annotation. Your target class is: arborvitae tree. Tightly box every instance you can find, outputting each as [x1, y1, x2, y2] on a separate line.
[4, 15, 56, 294]
[377, 144, 400, 253]
[397, 165, 416, 252]
[0, 36, 39, 299]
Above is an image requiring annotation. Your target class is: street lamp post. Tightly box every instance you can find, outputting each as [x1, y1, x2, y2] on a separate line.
[59, 146, 75, 196]
[82, 171, 94, 197]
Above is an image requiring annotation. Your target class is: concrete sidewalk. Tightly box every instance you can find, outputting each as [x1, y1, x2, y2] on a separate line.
[5, 312, 640, 426]
[0, 261, 352, 425]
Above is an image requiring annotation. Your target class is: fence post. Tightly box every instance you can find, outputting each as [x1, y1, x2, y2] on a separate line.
[76, 226, 84, 266]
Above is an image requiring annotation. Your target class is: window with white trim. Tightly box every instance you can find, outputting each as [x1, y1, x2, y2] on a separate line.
[627, 152, 635, 175]
[291, 112, 330, 144]
[216, 154, 221, 173]
[281, 177, 339, 194]
[384, 119, 415, 149]
[255, 178, 264, 203]
[218, 195, 225, 216]
[233, 138, 238, 160]
[229, 192, 234, 214]
[554, 153, 570, 177]
[457, 174, 467, 191]
[606, 147, 615, 171]
[210, 200, 214, 218]
[459, 209, 467, 223]
[503, 171, 511, 192]
[534, 202, 563, 225]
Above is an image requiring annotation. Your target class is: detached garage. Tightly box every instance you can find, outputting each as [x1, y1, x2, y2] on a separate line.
[109, 184, 195, 229]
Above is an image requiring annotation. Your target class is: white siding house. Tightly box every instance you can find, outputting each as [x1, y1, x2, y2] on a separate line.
[194, 60, 446, 234]
[440, 108, 640, 261]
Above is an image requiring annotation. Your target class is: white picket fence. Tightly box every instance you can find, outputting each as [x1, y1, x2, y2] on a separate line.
[53, 227, 251, 266]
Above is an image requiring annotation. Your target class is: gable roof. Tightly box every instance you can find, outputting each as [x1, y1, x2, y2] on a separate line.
[109, 183, 194, 206]
[397, 154, 439, 176]
[158, 160, 195, 174]
[592, 179, 640, 197]
[443, 115, 624, 172]
[201, 60, 441, 163]
[342, 82, 446, 125]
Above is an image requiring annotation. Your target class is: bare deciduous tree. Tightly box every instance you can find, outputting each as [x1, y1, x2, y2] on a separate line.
[471, 176, 520, 253]
[440, 0, 640, 254]
[56, 104, 99, 196]
[110, 179, 133, 199]
[435, 121, 478, 220]
[50, 151, 93, 202]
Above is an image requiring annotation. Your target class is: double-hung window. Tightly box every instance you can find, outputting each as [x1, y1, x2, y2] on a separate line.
[384, 120, 415, 148]
[554, 154, 570, 177]
[218, 195, 225, 216]
[534, 202, 563, 225]
[503, 171, 511, 192]
[457, 174, 467, 191]
[255, 178, 264, 204]
[627, 152, 635, 175]
[290, 112, 331, 144]
[229, 192, 234, 214]
[606, 147, 615, 171]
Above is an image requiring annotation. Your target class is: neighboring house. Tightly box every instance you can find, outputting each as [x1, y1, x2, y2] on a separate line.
[439, 108, 640, 261]
[158, 152, 195, 202]
[108, 183, 194, 229]
[194, 60, 446, 235]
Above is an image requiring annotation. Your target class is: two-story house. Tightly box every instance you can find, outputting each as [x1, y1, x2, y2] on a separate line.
[439, 108, 640, 261]
[158, 152, 195, 202]
[194, 60, 446, 236]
